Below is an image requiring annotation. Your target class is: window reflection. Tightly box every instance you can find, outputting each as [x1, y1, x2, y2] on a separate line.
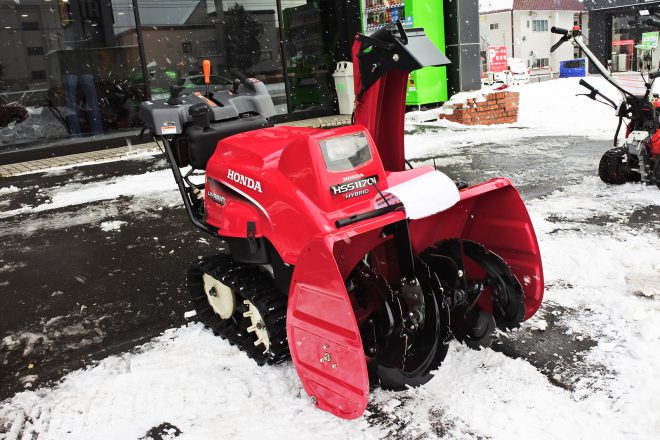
[137, 0, 287, 114]
[0, 0, 144, 147]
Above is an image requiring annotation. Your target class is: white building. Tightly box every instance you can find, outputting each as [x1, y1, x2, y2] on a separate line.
[479, 0, 587, 73]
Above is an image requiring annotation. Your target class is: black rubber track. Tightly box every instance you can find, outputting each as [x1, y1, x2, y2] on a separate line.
[598, 147, 633, 185]
[187, 254, 290, 365]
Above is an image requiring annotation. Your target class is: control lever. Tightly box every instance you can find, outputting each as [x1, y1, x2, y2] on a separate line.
[232, 78, 241, 94]
[167, 85, 185, 106]
[551, 35, 570, 53]
[203, 59, 211, 98]
[577, 79, 616, 108]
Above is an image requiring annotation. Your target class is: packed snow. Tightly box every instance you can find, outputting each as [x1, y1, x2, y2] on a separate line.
[99, 221, 128, 232]
[1, 77, 659, 439]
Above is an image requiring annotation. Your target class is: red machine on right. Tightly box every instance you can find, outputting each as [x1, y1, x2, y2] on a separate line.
[551, 16, 660, 189]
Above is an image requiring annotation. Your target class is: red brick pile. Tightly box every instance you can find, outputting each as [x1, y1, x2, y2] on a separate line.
[439, 91, 520, 126]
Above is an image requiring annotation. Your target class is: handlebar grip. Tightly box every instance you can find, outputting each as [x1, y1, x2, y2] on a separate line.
[551, 26, 569, 35]
[579, 79, 596, 93]
[646, 18, 660, 28]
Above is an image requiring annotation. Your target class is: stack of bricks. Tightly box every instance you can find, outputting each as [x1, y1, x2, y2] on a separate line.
[439, 91, 519, 126]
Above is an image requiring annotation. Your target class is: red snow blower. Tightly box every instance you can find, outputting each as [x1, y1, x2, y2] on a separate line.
[551, 22, 660, 188]
[140, 22, 543, 419]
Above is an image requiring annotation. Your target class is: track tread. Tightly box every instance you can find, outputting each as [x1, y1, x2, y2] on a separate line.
[599, 146, 637, 185]
[187, 254, 290, 366]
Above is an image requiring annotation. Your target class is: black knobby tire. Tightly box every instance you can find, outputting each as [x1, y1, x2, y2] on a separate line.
[599, 147, 632, 185]
[654, 158, 660, 190]
[187, 254, 290, 365]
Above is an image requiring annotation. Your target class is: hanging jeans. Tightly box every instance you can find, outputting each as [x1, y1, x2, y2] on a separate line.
[64, 73, 103, 137]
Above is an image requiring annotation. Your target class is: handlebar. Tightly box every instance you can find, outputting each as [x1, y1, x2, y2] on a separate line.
[646, 18, 660, 28]
[578, 79, 617, 109]
[551, 27, 569, 35]
[579, 79, 596, 93]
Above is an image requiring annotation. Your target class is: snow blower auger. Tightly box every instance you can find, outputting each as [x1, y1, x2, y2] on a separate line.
[139, 22, 544, 420]
[551, 23, 660, 189]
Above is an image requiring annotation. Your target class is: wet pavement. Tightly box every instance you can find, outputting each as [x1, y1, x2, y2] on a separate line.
[0, 130, 625, 400]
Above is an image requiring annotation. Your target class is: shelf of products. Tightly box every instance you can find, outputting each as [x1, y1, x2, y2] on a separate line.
[364, 1, 406, 33]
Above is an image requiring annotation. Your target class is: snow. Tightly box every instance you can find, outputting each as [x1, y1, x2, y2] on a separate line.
[479, 0, 514, 13]
[1, 76, 659, 439]
[0, 170, 177, 220]
[0, 185, 20, 195]
[404, 77, 620, 163]
[99, 220, 128, 232]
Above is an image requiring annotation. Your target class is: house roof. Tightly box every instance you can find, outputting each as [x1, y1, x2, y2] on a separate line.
[479, 0, 585, 13]
[514, 0, 585, 10]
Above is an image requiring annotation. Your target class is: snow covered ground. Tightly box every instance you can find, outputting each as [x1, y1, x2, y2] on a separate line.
[1, 78, 659, 439]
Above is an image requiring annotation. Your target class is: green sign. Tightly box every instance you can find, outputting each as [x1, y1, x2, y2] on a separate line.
[642, 32, 659, 48]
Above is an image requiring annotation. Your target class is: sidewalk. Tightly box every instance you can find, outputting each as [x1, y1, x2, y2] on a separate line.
[0, 115, 351, 178]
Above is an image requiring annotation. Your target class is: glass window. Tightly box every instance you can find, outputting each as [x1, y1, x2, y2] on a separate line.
[281, 0, 350, 114]
[532, 58, 549, 68]
[611, 14, 636, 72]
[137, 0, 287, 114]
[532, 20, 548, 32]
[0, 0, 145, 149]
[490, 23, 499, 30]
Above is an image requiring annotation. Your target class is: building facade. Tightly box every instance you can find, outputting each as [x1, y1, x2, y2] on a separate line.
[0, 0, 362, 159]
[585, 0, 660, 73]
[479, 0, 586, 73]
[0, 0, 481, 162]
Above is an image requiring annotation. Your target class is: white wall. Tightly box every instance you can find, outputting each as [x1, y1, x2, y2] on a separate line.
[479, 11, 513, 55]
[480, 9, 585, 73]
[514, 10, 576, 72]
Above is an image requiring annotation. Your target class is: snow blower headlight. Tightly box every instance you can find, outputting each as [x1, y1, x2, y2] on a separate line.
[320, 132, 372, 172]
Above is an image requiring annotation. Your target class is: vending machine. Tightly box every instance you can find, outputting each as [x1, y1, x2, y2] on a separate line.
[362, 0, 448, 105]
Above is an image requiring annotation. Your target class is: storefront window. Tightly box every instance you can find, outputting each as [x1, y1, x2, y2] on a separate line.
[611, 14, 636, 72]
[0, 0, 145, 149]
[137, 0, 287, 114]
[280, 0, 345, 113]
[0, 0, 353, 153]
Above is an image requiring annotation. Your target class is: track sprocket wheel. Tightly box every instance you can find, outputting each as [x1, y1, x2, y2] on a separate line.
[187, 254, 289, 365]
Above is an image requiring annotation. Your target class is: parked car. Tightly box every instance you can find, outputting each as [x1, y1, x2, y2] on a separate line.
[0, 96, 28, 127]
[482, 58, 530, 86]
[559, 58, 587, 78]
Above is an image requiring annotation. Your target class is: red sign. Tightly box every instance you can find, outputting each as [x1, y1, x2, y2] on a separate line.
[612, 40, 635, 47]
[488, 46, 508, 73]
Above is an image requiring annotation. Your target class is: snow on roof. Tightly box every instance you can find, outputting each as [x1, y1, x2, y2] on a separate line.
[480, 0, 585, 13]
[480, 0, 514, 13]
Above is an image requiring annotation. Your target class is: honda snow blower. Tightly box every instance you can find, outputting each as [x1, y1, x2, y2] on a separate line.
[139, 23, 544, 419]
